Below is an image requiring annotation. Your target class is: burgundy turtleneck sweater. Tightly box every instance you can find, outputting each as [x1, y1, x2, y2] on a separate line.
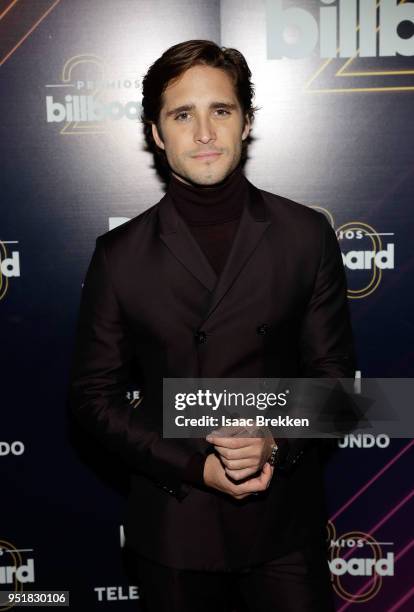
[167, 163, 249, 275]
[167, 164, 249, 487]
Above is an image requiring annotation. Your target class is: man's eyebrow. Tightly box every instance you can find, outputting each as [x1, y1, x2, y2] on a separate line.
[165, 102, 238, 117]
[165, 104, 194, 117]
[210, 101, 238, 110]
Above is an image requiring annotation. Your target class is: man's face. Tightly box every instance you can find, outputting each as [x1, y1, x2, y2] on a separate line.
[151, 64, 251, 186]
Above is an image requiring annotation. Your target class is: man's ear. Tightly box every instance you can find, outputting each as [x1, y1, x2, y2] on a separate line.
[151, 122, 165, 150]
[242, 115, 251, 141]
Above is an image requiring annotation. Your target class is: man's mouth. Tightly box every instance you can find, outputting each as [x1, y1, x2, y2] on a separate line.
[192, 151, 222, 160]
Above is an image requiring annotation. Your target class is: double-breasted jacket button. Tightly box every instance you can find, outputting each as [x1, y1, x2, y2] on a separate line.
[256, 323, 269, 335]
[195, 330, 207, 344]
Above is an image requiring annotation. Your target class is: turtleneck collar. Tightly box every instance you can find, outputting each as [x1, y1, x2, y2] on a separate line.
[167, 163, 249, 226]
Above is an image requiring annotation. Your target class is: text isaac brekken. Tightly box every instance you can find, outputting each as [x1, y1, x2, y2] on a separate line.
[174, 415, 309, 428]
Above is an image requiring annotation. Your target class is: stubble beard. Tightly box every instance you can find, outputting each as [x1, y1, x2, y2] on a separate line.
[171, 148, 241, 187]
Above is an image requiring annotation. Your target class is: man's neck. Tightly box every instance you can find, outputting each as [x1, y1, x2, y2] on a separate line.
[167, 164, 248, 226]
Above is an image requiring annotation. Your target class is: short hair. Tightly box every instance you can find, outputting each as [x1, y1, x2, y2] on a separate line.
[141, 39, 258, 169]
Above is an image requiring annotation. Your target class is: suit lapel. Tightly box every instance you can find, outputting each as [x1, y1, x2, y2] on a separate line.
[158, 192, 217, 292]
[157, 180, 271, 319]
[201, 181, 271, 323]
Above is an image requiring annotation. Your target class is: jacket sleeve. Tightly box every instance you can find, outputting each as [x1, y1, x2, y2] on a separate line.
[299, 213, 356, 378]
[276, 213, 357, 473]
[68, 236, 206, 500]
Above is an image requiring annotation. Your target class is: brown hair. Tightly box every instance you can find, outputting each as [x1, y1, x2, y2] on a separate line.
[141, 39, 258, 169]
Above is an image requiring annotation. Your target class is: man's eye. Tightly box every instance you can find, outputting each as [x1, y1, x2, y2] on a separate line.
[175, 112, 190, 121]
[215, 109, 230, 116]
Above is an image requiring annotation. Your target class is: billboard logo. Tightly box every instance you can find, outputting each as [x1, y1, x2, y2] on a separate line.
[45, 55, 141, 133]
[0, 240, 21, 301]
[310, 208, 395, 299]
[0, 251, 20, 277]
[0, 540, 35, 588]
[338, 227, 394, 270]
[0, 560, 34, 584]
[46, 95, 140, 123]
[327, 522, 394, 602]
[266, 0, 414, 59]
[337, 222, 395, 299]
[330, 552, 394, 576]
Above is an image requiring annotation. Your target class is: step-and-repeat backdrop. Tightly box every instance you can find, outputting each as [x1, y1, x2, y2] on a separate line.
[1, 1, 413, 610]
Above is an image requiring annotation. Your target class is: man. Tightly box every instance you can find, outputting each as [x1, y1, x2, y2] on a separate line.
[69, 40, 355, 611]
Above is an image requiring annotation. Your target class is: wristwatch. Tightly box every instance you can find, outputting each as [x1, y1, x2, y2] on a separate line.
[267, 441, 279, 466]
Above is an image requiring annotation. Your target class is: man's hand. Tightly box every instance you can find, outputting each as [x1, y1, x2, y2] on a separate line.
[206, 430, 275, 481]
[203, 452, 274, 500]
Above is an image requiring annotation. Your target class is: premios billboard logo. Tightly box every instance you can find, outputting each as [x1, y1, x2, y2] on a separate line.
[0, 241, 21, 302]
[338, 221, 394, 299]
[0, 539, 35, 610]
[327, 521, 395, 603]
[266, 0, 414, 59]
[311, 208, 395, 299]
[45, 55, 141, 135]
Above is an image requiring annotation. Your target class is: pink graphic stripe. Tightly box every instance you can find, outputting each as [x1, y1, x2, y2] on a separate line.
[387, 585, 414, 612]
[368, 489, 414, 535]
[338, 489, 414, 564]
[337, 539, 414, 612]
[0, 0, 61, 67]
[0, 0, 19, 22]
[330, 440, 414, 522]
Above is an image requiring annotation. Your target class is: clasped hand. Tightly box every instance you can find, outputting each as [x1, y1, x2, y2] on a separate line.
[203, 426, 275, 500]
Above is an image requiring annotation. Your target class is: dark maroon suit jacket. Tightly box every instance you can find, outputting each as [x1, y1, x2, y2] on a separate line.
[69, 180, 355, 570]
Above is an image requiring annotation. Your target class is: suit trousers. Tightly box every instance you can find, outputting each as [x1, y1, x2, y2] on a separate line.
[130, 544, 335, 612]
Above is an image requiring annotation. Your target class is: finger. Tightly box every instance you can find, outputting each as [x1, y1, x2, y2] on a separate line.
[234, 464, 273, 494]
[262, 463, 275, 487]
[262, 463, 275, 488]
[232, 492, 251, 500]
[211, 436, 267, 451]
[225, 467, 259, 481]
[260, 462, 274, 479]
[216, 446, 258, 461]
[221, 457, 257, 470]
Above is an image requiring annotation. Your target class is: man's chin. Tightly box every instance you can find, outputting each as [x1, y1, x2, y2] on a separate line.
[173, 167, 233, 188]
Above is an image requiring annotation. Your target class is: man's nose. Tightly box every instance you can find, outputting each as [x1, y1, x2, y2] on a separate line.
[194, 115, 216, 144]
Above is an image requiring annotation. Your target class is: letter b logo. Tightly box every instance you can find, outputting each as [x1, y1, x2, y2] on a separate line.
[380, 0, 414, 56]
[266, 0, 318, 59]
